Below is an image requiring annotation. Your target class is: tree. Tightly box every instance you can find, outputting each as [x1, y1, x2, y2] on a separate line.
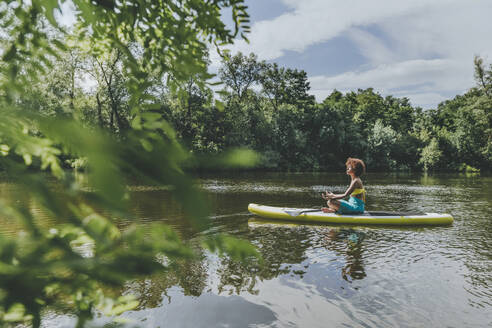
[260, 63, 315, 110]
[352, 88, 385, 132]
[419, 138, 442, 171]
[88, 49, 130, 133]
[474, 55, 492, 98]
[169, 75, 216, 150]
[421, 57, 492, 171]
[218, 52, 263, 102]
[367, 120, 397, 170]
[382, 95, 415, 134]
[473, 56, 492, 166]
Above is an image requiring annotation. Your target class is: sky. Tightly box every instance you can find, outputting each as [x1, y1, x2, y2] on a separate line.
[211, 0, 492, 108]
[57, 0, 492, 109]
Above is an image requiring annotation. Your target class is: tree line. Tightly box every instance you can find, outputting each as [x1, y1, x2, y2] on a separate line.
[20, 44, 492, 173]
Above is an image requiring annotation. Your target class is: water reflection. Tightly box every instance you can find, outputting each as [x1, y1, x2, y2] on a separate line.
[217, 223, 313, 295]
[323, 228, 366, 282]
[126, 248, 209, 310]
[123, 221, 373, 314]
[124, 289, 278, 328]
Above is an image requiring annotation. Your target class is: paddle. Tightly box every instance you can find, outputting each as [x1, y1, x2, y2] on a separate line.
[284, 208, 321, 217]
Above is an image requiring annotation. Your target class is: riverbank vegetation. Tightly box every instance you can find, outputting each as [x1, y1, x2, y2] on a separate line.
[13, 41, 492, 173]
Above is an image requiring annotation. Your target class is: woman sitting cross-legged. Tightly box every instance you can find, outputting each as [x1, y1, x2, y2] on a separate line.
[322, 158, 366, 214]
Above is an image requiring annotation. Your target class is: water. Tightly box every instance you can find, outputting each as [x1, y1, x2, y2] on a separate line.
[1, 172, 491, 327]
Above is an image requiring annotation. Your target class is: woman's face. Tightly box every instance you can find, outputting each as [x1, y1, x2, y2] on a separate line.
[346, 165, 352, 175]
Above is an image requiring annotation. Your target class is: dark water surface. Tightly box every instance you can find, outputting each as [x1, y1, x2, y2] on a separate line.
[1, 172, 491, 327]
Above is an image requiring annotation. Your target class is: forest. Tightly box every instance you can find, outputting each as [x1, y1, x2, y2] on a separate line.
[18, 43, 492, 173]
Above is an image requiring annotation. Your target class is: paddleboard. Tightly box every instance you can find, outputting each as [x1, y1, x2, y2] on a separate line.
[248, 203, 453, 226]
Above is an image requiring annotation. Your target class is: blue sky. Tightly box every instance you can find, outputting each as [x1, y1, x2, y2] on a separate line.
[211, 0, 492, 108]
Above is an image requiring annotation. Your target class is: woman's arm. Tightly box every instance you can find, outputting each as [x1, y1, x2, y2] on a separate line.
[324, 180, 357, 200]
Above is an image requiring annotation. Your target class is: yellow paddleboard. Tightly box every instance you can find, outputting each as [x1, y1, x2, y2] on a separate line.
[248, 203, 454, 226]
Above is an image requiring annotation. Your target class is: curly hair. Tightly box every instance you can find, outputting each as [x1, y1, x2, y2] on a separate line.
[345, 158, 366, 177]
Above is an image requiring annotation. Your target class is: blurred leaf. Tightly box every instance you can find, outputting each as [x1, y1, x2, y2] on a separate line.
[3, 303, 31, 322]
[215, 99, 225, 111]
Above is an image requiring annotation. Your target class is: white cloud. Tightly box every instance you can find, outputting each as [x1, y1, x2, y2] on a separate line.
[378, 3, 492, 62]
[53, 0, 492, 108]
[403, 93, 449, 108]
[306, 0, 492, 107]
[346, 28, 395, 65]
[309, 58, 472, 108]
[228, 0, 462, 61]
[310, 58, 468, 91]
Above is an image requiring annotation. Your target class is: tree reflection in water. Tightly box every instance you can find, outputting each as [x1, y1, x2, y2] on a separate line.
[216, 225, 313, 295]
[123, 243, 209, 309]
[216, 223, 369, 294]
[323, 228, 367, 282]
[123, 222, 369, 310]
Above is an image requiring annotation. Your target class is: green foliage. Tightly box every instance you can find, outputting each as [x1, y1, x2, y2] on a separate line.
[0, 0, 261, 327]
[419, 138, 442, 171]
[367, 120, 397, 170]
[271, 103, 318, 170]
[260, 63, 315, 110]
[208, 56, 491, 172]
[474, 55, 492, 98]
[422, 59, 492, 171]
[218, 52, 263, 101]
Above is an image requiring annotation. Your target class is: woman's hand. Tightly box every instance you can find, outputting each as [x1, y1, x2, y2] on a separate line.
[322, 191, 336, 200]
[326, 192, 336, 199]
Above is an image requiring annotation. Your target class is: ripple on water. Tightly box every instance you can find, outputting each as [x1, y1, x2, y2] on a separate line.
[201, 180, 354, 195]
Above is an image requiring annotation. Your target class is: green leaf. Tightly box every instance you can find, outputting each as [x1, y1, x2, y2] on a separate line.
[215, 99, 225, 111]
[3, 303, 31, 322]
[22, 154, 32, 166]
[104, 296, 139, 316]
[139, 138, 153, 151]
[82, 212, 121, 241]
[33, 0, 61, 27]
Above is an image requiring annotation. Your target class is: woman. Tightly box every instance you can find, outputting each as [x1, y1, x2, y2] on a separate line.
[322, 158, 366, 214]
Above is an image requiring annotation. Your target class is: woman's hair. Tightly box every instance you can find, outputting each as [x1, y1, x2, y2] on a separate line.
[346, 158, 366, 177]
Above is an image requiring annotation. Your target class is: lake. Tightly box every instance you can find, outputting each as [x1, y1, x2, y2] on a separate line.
[1, 172, 491, 327]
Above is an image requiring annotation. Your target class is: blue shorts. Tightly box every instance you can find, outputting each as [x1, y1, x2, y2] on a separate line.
[338, 196, 365, 214]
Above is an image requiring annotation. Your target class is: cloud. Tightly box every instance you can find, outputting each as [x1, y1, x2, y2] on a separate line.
[310, 59, 469, 91]
[345, 28, 395, 65]
[303, 0, 492, 107]
[228, 0, 461, 61]
[377, 3, 492, 62]
[309, 58, 472, 108]
[403, 93, 449, 108]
